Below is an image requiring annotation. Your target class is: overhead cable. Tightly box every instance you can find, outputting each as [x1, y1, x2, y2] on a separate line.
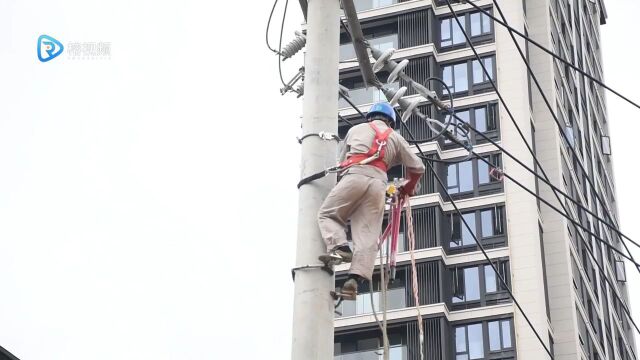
[462, 0, 640, 110]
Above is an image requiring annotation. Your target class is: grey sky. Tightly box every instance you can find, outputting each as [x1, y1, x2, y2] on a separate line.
[0, 1, 638, 359]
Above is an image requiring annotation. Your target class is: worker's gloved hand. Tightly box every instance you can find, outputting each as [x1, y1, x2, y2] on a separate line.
[400, 171, 423, 197]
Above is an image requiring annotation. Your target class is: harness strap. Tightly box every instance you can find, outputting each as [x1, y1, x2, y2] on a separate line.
[339, 122, 393, 172]
[297, 123, 393, 188]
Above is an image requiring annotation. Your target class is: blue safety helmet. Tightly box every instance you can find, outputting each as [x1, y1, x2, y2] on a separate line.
[366, 102, 396, 124]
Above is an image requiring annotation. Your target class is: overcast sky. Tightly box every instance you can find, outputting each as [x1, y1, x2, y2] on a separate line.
[0, 1, 638, 359]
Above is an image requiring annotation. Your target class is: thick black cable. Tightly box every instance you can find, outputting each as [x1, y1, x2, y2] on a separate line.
[265, 0, 280, 54]
[407, 130, 555, 360]
[580, 228, 640, 344]
[469, 152, 640, 339]
[339, 94, 554, 359]
[445, 0, 630, 257]
[468, 119, 640, 253]
[340, 88, 638, 354]
[277, 0, 290, 88]
[488, 10, 640, 343]
[461, 0, 640, 111]
[337, 22, 639, 348]
[444, 0, 640, 262]
[471, 152, 640, 268]
[341, 80, 638, 257]
[487, 0, 640, 274]
[389, 80, 640, 337]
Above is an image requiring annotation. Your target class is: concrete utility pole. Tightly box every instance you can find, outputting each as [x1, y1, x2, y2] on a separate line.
[291, 0, 341, 359]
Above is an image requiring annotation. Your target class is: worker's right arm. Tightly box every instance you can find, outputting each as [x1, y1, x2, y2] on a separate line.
[395, 134, 425, 173]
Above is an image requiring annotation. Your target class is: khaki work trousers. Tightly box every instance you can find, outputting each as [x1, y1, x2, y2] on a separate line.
[318, 173, 386, 280]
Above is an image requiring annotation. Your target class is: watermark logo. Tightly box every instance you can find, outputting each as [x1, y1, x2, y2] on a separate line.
[67, 41, 111, 60]
[37, 35, 64, 62]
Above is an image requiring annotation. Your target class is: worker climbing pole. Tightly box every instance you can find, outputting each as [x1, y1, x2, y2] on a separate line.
[316, 101, 425, 300]
[276, 1, 469, 359]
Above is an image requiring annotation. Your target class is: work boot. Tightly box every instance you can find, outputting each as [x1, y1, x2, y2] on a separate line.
[318, 246, 353, 266]
[338, 278, 358, 300]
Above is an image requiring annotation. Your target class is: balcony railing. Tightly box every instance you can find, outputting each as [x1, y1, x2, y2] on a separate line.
[353, 0, 399, 13]
[339, 83, 399, 108]
[340, 34, 398, 61]
[335, 346, 406, 360]
[336, 288, 406, 317]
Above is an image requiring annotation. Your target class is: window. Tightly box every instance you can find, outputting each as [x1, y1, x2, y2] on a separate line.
[455, 323, 484, 359]
[451, 260, 510, 308]
[445, 154, 503, 200]
[440, 10, 493, 49]
[447, 160, 473, 194]
[478, 153, 502, 185]
[448, 206, 507, 254]
[442, 56, 496, 97]
[442, 153, 502, 200]
[453, 266, 480, 303]
[484, 262, 509, 293]
[474, 107, 487, 132]
[454, 319, 516, 359]
[440, 16, 466, 47]
[340, 23, 398, 61]
[450, 212, 476, 248]
[481, 206, 504, 237]
[602, 136, 611, 155]
[484, 265, 497, 293]
[488, 319, 513, 351]
[472, 57, 494, 84]
[470, 12, 491, 37]
[444, 103, 499, 147]
[443, 62, 469, 94]
[445, 109, 471, 144]
[615, 259, 627, 282]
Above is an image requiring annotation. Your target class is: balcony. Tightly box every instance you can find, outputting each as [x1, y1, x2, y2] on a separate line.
[340, 34, 398, 61]
[353, 0, 399, 13]
[336, 288, 406, 318]
[334, 346, 406, 360]
[338, 83, 399, 109]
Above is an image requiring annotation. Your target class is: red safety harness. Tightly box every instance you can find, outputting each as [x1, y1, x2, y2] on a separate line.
[339, 122, 393, 172]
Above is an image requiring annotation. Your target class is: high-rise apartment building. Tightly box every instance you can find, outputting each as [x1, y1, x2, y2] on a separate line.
[332, 1, 636, 359]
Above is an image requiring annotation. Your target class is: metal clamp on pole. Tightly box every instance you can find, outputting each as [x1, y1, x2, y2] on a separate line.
[297, 131, 341, 144]
[297, 165, 342, 189]
[291, 264, 334, 281]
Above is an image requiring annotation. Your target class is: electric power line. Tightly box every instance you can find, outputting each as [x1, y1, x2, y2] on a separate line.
[407, 125, 556, 360]
[339, 76, 640, 343]
[332, 2, 638, 355]
[277, 0, 291, 88]
[486, 0, 640, 274]
[444, 0, 640, 277]
[265, 0, 281, 54]
[443, 0, 640, 305]
[338, 94, 555, 360]
[462, 0, 640, 111]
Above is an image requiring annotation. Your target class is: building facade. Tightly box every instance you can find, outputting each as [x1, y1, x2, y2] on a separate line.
[333, 0, 636, 359]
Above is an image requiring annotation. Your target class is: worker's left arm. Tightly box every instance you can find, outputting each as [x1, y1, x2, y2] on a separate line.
[338, 131, 350, 163]
[395, 134, 425, 196]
